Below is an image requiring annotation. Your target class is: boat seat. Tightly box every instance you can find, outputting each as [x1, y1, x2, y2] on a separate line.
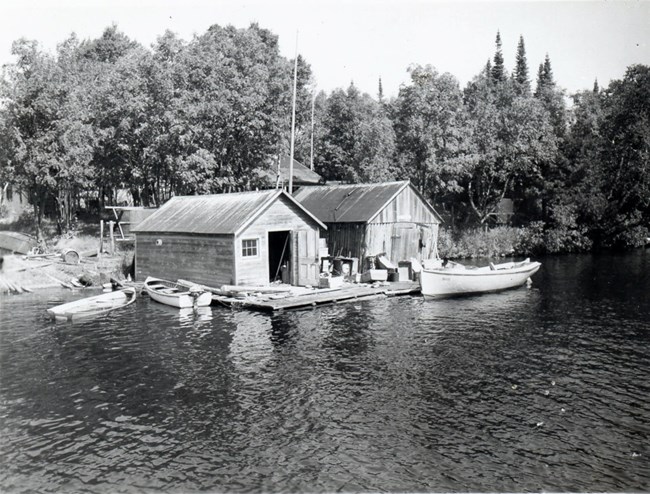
[148, 284, 167, 289]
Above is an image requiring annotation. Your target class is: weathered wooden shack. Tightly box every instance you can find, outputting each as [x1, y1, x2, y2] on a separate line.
[132, 190, 326, 287]
[259, 156, 325, 188]
[293, 181, 442, 266]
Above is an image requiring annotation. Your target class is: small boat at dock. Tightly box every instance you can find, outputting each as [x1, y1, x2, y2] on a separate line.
[143, 276, 212, 308]
[420, 258, 541, 298]
[47, 288, 137, 321]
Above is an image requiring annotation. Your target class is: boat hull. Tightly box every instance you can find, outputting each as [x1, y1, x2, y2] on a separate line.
[144, 277, 212, 308]
[420, 260, 541, 298]
[47, 288, 137, 321]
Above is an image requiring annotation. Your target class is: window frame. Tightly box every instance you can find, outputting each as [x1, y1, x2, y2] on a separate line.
[240, 237, 260, 259]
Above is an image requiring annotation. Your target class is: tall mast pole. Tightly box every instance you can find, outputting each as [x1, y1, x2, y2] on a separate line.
[310, 91, 315, 171]
[289, 31, 298, 195]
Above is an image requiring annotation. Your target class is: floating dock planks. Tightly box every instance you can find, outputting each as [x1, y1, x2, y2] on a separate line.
[212, 281, 421, 311]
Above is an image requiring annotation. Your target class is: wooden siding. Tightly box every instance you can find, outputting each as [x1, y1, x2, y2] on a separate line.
[365, 223, 438, 263]
[369, 186, 439, 225]
[135, 232, 234, 286]
[235, 196, 322, 286]
[321, 186, 440, 266]
[324, 223, 366, 259]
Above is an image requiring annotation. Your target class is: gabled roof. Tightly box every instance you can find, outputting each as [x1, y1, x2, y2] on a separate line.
[132, 189, 326, 235]
[259, 156, 324, 186]
[293, 181, 441, 223]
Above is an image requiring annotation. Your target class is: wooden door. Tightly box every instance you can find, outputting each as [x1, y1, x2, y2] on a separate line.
[390, 224, 419, 262]
[291, 229, 319, 286]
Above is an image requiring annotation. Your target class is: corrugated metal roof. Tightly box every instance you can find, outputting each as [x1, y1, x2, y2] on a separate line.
[293, 181, 411, 223]
[133, 189, 326, 234]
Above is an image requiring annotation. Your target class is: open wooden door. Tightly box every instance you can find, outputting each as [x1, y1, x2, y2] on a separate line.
[291, 229, 320, 286]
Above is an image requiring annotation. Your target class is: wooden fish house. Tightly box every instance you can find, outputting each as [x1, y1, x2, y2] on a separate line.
[259, 156, 325, 188]
[132, 190, 326, 287]
[294, 181, 442, 266]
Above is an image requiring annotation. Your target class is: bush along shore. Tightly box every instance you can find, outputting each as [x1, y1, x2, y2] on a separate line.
[437, 222, 596, 260]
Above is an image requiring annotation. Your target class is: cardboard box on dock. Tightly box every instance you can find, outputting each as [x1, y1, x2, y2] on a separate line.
[319, 275, 344, 289]
[361, 269, 388, 283]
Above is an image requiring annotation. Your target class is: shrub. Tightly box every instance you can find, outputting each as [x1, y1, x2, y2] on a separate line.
[438, 226, 520, 259]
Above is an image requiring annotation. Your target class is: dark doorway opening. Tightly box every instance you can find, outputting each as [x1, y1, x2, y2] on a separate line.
[268, 230, 291, 283]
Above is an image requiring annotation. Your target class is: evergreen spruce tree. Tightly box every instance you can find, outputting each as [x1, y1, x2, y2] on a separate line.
[593, 79, 600, 94]
[491, 31, 506, 83]
[535, 54, 556, 96]
[378, 77, 384, 102]
[485, 59, 492, 77]
[542, 54, 554, 85]
[513, 35, 530, 95]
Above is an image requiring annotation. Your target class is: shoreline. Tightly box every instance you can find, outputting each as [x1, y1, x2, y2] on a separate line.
[0, 253, 127, 295]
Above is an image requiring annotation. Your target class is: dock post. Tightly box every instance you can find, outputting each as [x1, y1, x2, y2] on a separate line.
[108, 221, 115, 256]
[99, 220, 104, 256]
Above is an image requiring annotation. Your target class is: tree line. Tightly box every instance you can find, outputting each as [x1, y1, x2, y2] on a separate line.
[0, 25, 648, 250]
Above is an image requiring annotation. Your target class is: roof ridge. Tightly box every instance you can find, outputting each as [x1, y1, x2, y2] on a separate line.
[169, 189, 277, 200]
[311, 180, 408, 189]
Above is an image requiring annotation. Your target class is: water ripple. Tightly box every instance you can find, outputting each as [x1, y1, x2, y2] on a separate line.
[1, 252, 649, 492]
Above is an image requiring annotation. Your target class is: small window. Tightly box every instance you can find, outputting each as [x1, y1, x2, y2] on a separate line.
[241, 238, 258, 257]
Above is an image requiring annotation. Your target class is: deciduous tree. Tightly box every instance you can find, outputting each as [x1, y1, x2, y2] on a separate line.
[393, 65, 469, 204]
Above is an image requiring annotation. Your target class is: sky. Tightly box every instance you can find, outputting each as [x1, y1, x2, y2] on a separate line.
[1, 0, 649, 98]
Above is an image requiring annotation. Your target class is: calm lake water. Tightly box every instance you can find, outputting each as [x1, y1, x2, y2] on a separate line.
[1, 251, 649, 493]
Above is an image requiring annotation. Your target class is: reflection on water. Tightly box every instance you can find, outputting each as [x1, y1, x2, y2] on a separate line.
[1, 251, 649, 493]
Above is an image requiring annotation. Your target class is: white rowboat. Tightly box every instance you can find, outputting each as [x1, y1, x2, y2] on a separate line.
[144, 276, 212, 308]
[47, 287, 137, 321]
[420, 258, 541, 298]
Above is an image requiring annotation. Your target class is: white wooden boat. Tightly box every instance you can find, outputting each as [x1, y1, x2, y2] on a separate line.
[47, 287, 137, 321]
[420, 258, 541, 298]
[144, 276, 212, 308]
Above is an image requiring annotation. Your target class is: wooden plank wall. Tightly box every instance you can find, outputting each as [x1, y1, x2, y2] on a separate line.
[322, 186, 440, 266]
[135, 233, 234, 286]
[368, 186, 439, 263]
[365, 222, 438, 263]
[235, 196, 322, 286]
[324, 223, 366, 259]
[370, 186, 439, 225]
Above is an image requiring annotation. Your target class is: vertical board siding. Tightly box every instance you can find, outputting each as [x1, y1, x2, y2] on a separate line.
[324, 223, 365, 259]
[235, 196, 323, 286]
[135, 233, 234, 286]
[292, 229, 319, 286]
[370, 187, 439, 225]
[321, 186, 440, 267]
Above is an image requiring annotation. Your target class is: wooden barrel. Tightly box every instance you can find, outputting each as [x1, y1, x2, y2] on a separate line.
[62, 249, 80, 264]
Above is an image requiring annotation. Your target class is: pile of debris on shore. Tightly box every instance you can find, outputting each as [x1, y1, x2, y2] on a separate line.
[0, 248, 127, 295]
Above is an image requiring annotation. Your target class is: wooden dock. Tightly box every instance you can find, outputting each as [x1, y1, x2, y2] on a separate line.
[211, 281, 421, 311]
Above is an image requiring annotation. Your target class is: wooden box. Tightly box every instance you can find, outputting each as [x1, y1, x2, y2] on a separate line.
[319, 275, 344, 289]
[361, 269, 388, 283]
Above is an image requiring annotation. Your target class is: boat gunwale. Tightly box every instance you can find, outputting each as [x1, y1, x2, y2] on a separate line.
[144, 276, 211, 308]
[422, 262, 541, 277]
[47, 287, 137, 319]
